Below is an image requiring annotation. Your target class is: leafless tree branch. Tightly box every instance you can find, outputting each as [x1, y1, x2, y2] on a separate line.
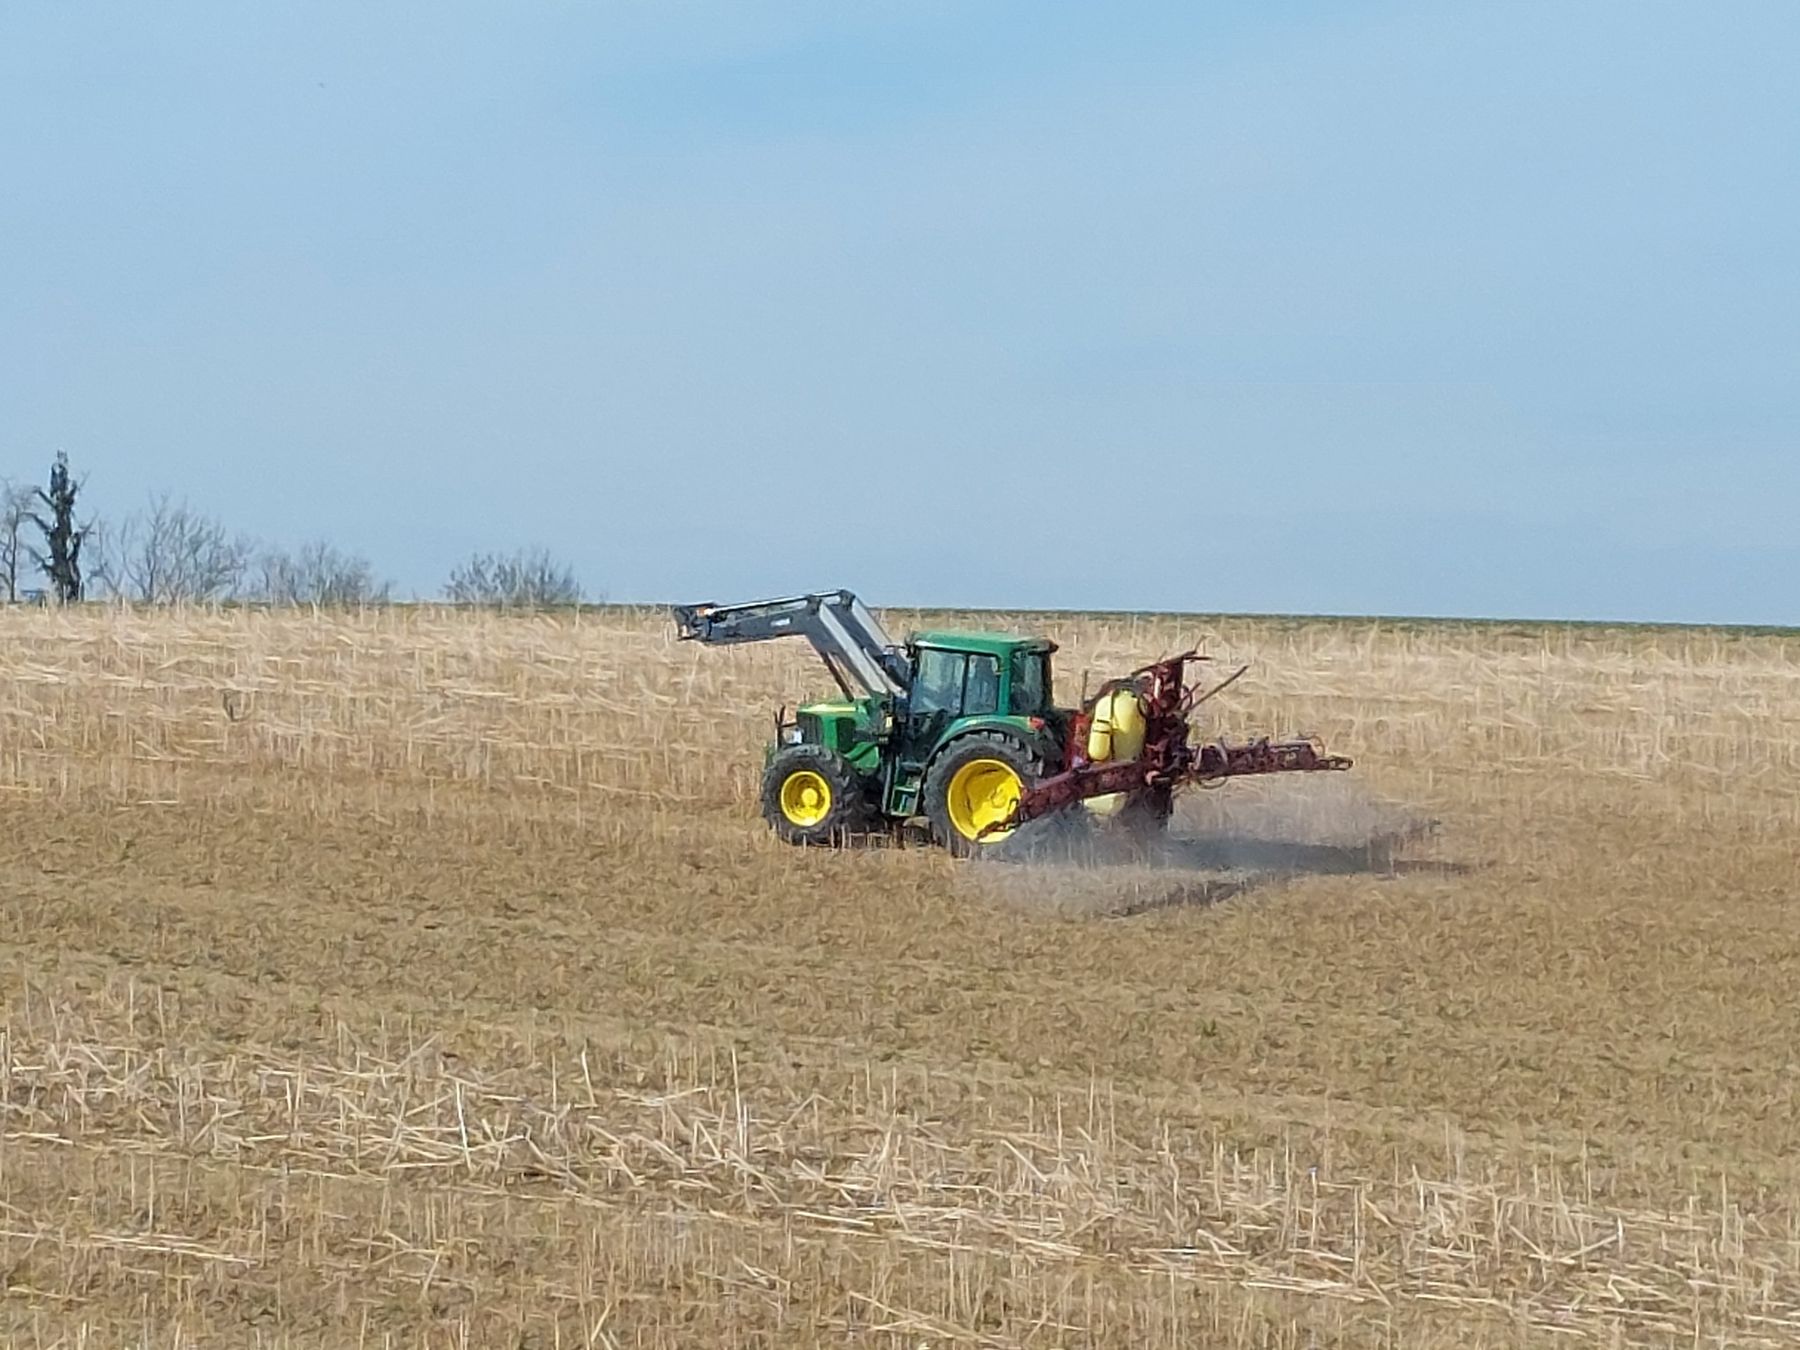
[117, 493, 252, 604]
[0, 479, 36, 603]
[444, 548, 584, 608]
[254, 540, 391, 607]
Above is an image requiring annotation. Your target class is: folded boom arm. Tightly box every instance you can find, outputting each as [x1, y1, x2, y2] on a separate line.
[999, 653, 1351, 833]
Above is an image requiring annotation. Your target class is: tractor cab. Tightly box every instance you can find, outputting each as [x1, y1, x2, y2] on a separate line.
[881, 631, 1065, 831]
[786, 632, 1059, 788]
[904, 632, 1055, 721]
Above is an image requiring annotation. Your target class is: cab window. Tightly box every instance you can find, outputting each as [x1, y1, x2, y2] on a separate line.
[1009, 651, 1050, 713]
[964, 654, 1001, 715]
[911, 648, 966, 715]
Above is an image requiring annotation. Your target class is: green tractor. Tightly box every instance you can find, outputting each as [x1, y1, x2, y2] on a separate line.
[672, 590, 1350, 853]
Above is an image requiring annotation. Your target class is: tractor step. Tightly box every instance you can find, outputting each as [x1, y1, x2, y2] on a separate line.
[887, 762, 929, 816]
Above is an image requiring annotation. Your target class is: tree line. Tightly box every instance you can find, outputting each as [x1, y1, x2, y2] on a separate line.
[1, 453, 586, 608]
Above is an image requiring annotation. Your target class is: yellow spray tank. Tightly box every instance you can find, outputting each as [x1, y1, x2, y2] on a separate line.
[1083, 684, 1148, 817]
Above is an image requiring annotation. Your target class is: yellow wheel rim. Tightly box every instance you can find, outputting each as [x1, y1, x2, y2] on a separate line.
[945, 758, 1023, 842]
[779, 770, 833, 828]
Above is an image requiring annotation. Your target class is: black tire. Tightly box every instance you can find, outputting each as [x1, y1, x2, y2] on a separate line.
[761, 744, 868, 846]
[923, 732, 1046, 857]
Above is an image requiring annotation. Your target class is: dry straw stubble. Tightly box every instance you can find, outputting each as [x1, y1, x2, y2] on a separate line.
[2, 603, 1799, 1346]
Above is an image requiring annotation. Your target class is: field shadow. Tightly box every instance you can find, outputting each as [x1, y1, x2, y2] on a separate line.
[1158, 831, 1465, 876]
[1108, 876, 1261, 918]
[1103, 839, 1470, 918]
[978, 810, 1470, 919]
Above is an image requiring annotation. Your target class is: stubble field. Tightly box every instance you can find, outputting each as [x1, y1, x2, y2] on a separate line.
[2, 604, 1799, 1347]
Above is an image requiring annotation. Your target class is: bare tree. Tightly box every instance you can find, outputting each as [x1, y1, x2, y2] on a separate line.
[117, 493, 252, 604]
[0, 479, 35, 603]
[79, 516, 120, 601]
[444, 547, 584, 608]
[27, 452, 89, 604]
[256, 540, 390, 607]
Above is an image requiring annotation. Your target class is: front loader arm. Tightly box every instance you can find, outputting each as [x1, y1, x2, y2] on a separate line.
[671, 589, 910, 699]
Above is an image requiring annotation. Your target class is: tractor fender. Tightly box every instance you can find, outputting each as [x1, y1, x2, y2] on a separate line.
[925, 718, 1062, 775]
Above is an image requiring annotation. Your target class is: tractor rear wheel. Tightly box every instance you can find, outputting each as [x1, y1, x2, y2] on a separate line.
[761, 744, 867, 845]
[924, 733, 1045, 856]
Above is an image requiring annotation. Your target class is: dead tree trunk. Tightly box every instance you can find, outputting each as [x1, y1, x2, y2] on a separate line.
[28, 453, 87, 604]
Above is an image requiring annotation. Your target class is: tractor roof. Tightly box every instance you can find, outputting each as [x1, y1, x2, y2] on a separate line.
[910, 630, 1055, 657]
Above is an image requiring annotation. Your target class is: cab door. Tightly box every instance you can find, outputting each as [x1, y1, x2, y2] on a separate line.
[902, 647, 968, 757]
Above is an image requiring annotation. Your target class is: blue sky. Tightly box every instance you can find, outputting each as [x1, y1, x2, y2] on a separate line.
[3, 2, 1796, 621]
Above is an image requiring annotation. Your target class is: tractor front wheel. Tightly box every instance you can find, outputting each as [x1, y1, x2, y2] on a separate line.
[924, 733, 1045, 856]
[761, 745, 867, 846]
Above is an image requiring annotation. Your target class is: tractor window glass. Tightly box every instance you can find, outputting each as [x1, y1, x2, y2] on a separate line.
[964, 654, 1001, 715]
[911, 649, 966, 715]
[1010, 651, 1049, 713]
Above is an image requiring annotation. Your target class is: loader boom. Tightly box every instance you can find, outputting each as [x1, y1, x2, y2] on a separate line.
[672, 590, 910, 699]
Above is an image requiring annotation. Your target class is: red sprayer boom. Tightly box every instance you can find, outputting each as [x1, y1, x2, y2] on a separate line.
[994, 652, 1351, 836]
